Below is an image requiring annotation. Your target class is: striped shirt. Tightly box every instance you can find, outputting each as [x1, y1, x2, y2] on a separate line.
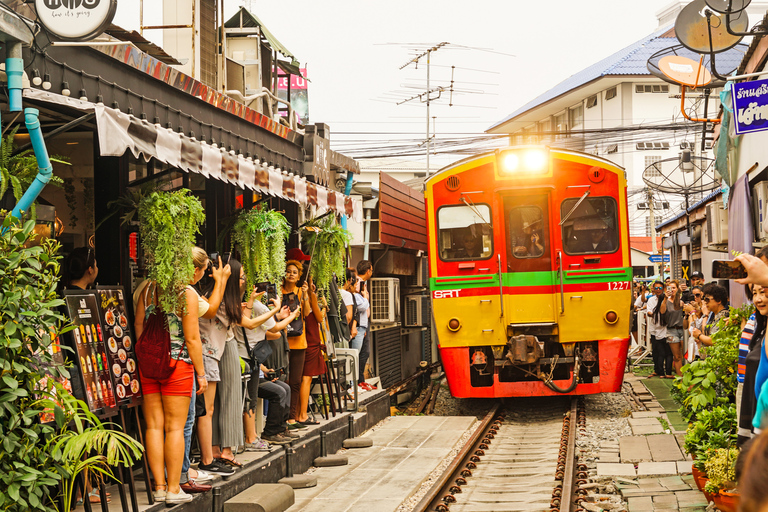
[739, 313, 756, 384]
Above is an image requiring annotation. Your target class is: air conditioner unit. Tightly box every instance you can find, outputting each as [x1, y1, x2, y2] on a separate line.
[754, 181, 768, 238]
[370, 278, 400, 324]
[404, 294, 431, 327]
[705, 200, 728, 246]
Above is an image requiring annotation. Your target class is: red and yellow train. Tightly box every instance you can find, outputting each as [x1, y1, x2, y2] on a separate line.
[425, 146, 631, 398]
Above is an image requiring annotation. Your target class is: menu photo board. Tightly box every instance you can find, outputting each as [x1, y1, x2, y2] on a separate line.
[95, 286, 142, 407]
[62, 291, 118, 419]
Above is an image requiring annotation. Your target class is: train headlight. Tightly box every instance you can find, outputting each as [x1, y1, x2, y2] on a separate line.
[604, 310, 619, 324]
[501, 153, 519, 173]
[523, 150, 548, 172]
[497, 148, 549, 175]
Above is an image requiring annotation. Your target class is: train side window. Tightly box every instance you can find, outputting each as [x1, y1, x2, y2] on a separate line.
[509, 206, 545, 259]
[561, 197, 619, 255]
[437, 204, 493, 261]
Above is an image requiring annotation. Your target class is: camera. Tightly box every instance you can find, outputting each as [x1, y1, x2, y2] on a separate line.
[209, 252, 219, 269]
[255, 281, 270, 293]
[266, 367, 286, 380]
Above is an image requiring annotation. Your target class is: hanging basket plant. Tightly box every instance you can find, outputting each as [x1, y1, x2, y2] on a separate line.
[231, 204, 291, 289]
[138, 189, 205, 313]
[301, 214, 351, 295]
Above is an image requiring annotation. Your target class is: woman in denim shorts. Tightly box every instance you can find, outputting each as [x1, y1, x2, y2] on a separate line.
[665, 280, 685, 377]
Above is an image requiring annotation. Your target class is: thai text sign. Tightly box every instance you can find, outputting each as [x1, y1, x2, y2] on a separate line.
[732, 78, 768, 135]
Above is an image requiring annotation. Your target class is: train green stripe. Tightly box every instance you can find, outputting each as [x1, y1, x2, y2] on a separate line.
[429, 267, 632, 289]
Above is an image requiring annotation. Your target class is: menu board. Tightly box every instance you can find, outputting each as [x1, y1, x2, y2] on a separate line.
[95, 286, 142, 407]
[63, 291, 118, 418]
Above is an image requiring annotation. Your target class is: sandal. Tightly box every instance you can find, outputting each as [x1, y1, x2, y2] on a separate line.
[648, 373, 658, 377]
[88, 489, 111, 504]
[216, 457, 242, 468]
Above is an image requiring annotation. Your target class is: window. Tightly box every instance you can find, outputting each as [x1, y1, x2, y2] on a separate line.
[539, 120, 551, 141]
[586, 95, 598, 108]
[569, 105, 584, 130]
[554, 113, 567, 140]
[509, 206, 545, 259]
[606, 144, 618, 154]
[645, 156, 662, 177]
[561, 197, 619, 255]
[635, 142, 670, 150]
[605, 87, 617, 100]
[438, 204, 493, 261]
[635, 84, 669, 93]
[523, 125, 538, 144]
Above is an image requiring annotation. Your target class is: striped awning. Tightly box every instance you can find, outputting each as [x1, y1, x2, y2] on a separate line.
[23, 89, 363, 222]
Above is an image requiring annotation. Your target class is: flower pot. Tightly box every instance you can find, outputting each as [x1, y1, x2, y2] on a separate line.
[702, 486, 715, 503]
[713, 492, 739, 512]
[692, 467, 707, 492]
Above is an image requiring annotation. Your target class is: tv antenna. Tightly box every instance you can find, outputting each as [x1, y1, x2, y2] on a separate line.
[398, 42, 450, 175]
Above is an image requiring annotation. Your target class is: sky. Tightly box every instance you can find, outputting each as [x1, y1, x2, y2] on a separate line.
[112, 0, 674, 172]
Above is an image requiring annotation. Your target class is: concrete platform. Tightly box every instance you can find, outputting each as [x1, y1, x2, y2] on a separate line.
[286, 415, 476, 512]
[224, 484, 294, 512]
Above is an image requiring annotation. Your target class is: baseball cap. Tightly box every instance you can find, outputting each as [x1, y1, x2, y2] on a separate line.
[691, 271, 704, 279]
[286, 248, 311, 261]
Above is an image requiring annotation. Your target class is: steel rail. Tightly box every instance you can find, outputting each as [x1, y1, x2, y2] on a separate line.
[412, 403, 502, 512]
[561, 397, 579, 512]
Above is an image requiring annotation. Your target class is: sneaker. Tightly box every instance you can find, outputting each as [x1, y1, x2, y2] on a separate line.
[244, 439, 272, 451]
[286, 422, 308, 430]
[191, 470, 213, 484]
[198, 460, 235, 476]
[263, 433, 292, 445]
[153, 489, 166, 503]
[282, 429, 300, 438]
[165, 489, 193, 505]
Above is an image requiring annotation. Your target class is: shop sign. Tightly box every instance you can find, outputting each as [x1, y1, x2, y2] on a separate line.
[35, 0, 117, 42]
[732, 78, 768, 135]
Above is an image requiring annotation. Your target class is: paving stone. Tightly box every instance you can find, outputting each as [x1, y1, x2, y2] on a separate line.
[675, 490, 709, 507]
[652, 494, 678, 505]
[632, 411, 662, 418]
[677, 461, 693, 474]
[599, 454, 621, 463]
[637, 462, 679, 476]
[596, 463, 637, 477]
[632, 423, 665, 435]
[629, 418, 663, 427]
[627, 496, 654, 512]
[649, 434, 685, 462]
[620, 436, 652, 462]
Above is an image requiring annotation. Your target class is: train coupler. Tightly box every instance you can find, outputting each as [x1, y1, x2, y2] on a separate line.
[506, 334, 545, 364]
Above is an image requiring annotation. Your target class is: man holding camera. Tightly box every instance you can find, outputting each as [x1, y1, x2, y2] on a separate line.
[258, 364, 294, 445]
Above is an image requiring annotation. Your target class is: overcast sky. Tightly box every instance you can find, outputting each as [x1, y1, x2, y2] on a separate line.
[114, 0, 673, 171]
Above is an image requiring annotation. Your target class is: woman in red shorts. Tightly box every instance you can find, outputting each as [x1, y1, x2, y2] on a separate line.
[135, 276, 207, 505]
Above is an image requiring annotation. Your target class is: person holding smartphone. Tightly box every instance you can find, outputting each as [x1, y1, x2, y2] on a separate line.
[691, 283, 729, 349]
[646, 280, 669, 377]
[664, 280, 685, 377]
[354, 260, 373, 389]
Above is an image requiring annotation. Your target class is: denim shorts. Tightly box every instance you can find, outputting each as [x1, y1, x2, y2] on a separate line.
[667, 327, 684, 344]
[203, 354, 221, 382]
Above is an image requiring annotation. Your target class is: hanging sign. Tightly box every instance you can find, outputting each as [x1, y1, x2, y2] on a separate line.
[732, 78, 768, 135]
[34, 0, 117, 42]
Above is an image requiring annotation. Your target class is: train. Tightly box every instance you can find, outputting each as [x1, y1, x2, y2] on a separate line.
[424, 146, 631, 398]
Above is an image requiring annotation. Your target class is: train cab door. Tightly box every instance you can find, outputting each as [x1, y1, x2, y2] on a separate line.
[501, 192, 557, 326]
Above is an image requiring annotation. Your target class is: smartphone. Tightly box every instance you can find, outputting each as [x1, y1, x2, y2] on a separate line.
[255, 282, 270, 293]
[711, 259, 748, 279]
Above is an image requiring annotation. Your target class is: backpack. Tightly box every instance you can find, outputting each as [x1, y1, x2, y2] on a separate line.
[134, 285, 179, 380]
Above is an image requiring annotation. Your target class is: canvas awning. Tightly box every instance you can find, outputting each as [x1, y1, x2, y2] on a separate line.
[24, 89, 362, 222]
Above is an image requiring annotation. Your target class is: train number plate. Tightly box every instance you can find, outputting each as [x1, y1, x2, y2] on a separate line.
[433, 289, 460, 299]
[608, 281, 630, 291]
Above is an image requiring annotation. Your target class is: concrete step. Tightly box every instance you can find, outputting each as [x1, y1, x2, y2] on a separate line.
[224, 483, 294, 512]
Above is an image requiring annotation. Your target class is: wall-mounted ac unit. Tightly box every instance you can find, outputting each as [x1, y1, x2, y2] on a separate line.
[705, 200, 728, 246]
[404, 294, 431, 327]
[754, 181, 768, 239]
[370, 278, 400, 324]
[415, 257, 428, 287]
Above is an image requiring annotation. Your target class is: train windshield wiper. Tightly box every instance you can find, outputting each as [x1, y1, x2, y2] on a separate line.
[461, 196, 492, 231]
[559, 188, 591, 226]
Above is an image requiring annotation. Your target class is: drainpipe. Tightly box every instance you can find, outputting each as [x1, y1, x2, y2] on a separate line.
[6, 42, 23, 112]
[362, 208, 372, 260]
[11, 108, 53, 219]
[340, 171, 354, 231]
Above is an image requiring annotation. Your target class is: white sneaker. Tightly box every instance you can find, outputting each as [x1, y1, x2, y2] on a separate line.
[153, 489, 166, 503]
[193, 470, 213, 484]
[165, 489, 193, 505]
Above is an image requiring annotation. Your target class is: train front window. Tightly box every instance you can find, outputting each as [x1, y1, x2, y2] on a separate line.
[509, 206, 545, 259]
[437, 204, 493, 261]
[561, 196, 618, 255]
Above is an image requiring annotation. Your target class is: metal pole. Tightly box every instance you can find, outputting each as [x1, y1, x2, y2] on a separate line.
[649, 188, 659, 278]
[320, 431, 328, 457]
[426, 49, 430, 176]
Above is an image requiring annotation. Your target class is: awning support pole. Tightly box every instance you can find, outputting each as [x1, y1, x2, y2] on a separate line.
[11, 109, 54, 219]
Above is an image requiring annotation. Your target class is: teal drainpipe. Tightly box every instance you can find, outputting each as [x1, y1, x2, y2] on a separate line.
[340, 171, 354, 230]
[6, 42, 23, 112]
[11, 108, 53, 219]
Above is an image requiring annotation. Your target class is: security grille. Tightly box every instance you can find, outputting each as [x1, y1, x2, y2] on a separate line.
[374, 327, 401, 388]
[199, 0, 217, 88]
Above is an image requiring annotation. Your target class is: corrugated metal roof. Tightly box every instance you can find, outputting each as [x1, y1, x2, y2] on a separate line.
[654, 189, 722, 231]
[488, 24, 746, 131]
[224, 7, 295, 61]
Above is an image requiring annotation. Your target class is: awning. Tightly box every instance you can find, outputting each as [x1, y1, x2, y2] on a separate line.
[24, 89, 362, 222]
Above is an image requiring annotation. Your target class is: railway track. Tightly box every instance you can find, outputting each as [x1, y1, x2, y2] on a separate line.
[413, 397, 585, 512]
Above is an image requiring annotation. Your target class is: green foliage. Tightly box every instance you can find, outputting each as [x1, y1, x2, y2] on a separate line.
[302, 215, 351, 295]
[0, 214, 69, 511]
[0, 127, 67, 218]
[683, 404, 737, 455]
[42, 389, 143, 512]
[97, 182, 158, 230]
[138, 190, 205, 313]
[675, 304, 751, 421]
[231, 205, 291, 289]
[703, 447, 738, 493]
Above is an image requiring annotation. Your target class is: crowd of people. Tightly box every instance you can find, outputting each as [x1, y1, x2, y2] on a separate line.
[60, 245, 376, 505]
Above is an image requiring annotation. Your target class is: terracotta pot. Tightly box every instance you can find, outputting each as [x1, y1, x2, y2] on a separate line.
[692, 467, 708, 492]
[714, 492, 739, 512]
[702, 486, 715, 503]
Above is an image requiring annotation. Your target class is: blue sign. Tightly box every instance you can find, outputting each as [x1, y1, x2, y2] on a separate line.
[648, 255, 670, 263]
[732, 79, 768, 135]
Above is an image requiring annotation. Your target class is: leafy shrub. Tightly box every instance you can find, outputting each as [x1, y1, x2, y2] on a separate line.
[684, 404, 737, 455]
[231, 205, 290, 290]
[138, 190, 205, 313]
[302, 215, 351, 296]
[703, 447, 738, 493]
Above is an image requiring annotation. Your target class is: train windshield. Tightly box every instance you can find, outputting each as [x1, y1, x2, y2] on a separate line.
[561, 196, 619, 255]
[437, 204, 493, 261]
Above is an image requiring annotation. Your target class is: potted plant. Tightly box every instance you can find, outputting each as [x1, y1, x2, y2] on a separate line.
[703, 447, 738, 509]
[683, 404, 737, 457]
[301, 214, 351, 299]
[231, 204, 291, 290]
[138, 189, 205, 313]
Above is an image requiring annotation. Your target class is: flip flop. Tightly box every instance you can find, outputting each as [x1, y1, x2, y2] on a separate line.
[216, 457, 242, 468]
[648, 373, 658, 377]
[299, 420, 320, 426]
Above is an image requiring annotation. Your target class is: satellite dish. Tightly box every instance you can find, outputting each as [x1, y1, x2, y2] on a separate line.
[643, 155, 718, 195]
[647, 43, 746, 87]
[704, 0, 751, 14]
[675, 0, 747, 54]
[658, 55, 713, 87]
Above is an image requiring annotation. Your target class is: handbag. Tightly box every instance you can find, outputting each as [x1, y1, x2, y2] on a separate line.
[243, 327, 273, 365]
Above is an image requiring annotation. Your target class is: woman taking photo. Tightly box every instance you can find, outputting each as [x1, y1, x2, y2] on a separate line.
[646, 280, 669, 378]
[664, 280, 685, 377]
[134, 264, 207, 505]
[282, 259, 311, 429]
[297, 278, 326, 425]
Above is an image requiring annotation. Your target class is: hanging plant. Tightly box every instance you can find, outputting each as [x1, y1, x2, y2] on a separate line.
[301, 214, 351, 296]
[231, 204, 291, 289]
[138, 189, 205, 313]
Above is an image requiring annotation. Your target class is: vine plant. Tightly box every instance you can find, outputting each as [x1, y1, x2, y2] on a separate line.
[138, 190, 205, 313]
[302, 214, 351, 299]
[231, 204, 291, 290]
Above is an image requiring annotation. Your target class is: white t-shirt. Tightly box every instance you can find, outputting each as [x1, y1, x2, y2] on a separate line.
[340, 289, 354, 307]
[634, 295, 644, 310]
[235, 300, 276, 359]
[645, 295, 667, 339]
[354, 293, 370, 328]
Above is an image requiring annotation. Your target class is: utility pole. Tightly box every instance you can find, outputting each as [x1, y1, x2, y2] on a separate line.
[648, 188, 660, 278]
[398, 42, 449, 175]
